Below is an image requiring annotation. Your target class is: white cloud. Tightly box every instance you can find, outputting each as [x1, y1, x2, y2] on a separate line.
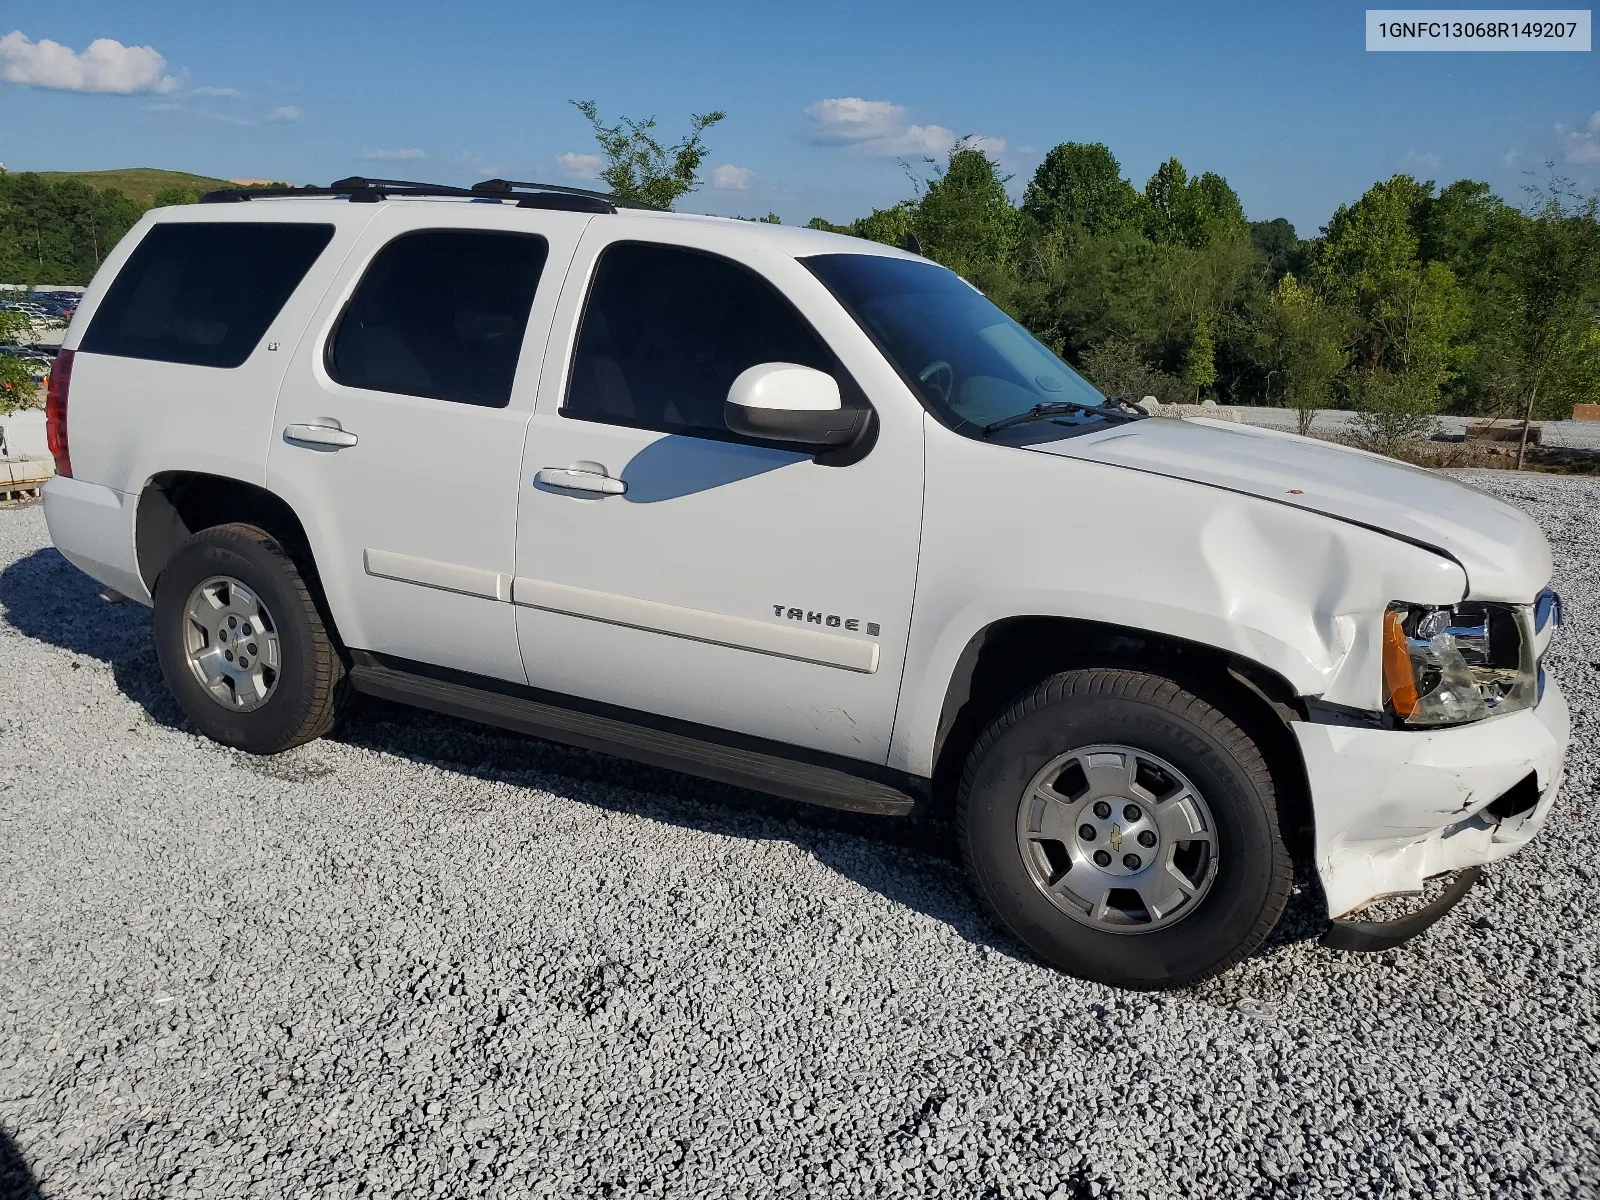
[361, 147, 425, 161]
[709, 164, 753, 191]
[806, 97, 957, 157]
[1561, 112, 1600, 163]
[266, 104, 300, 123]
[556, 152, 601, 179]
[1502, 148, 1522, 168]
[187, 85, 241, 99]
[458, 150, 512, 178]
[0, 30, 175, 94]
[1402, 149, 1442, 171]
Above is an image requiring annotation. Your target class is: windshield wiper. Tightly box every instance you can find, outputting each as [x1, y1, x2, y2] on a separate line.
[981, 400, 1142, 436]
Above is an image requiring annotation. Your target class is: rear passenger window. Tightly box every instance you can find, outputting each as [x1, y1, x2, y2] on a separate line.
[81, 222, 334, 368]
[326, 229, 547, 408]
[563, 242, 838, 437]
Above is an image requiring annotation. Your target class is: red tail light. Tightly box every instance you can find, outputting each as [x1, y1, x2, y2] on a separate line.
[45, 347, 74, 478]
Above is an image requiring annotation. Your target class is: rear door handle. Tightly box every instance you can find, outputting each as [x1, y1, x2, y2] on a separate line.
[283, 419, 359, 449]
[534, 465, 626, 496]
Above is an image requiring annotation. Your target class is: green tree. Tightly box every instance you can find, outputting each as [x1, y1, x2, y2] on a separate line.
[1250, 218, 1305, 282]
[0, 172, 145, 283]
[806, 204, 914, 247]
[911, 145, 1019, 278]
[1313, 174, 1469, 448]
[1021, 142, 1140, 234]
[1142, 157, 1189, 244]
[570, 100, 726, 210]
[1142, 158, 1246, 249]
[1312, 175, 1432, 330]
[1496, 180, 1600, 465]
[1270, 273, 1349, 433]
[151, 187, 200, 207]
[1182, 317, 1217, 399]
[1080, 336, 1185, 403]
[0, 306, 39, 414]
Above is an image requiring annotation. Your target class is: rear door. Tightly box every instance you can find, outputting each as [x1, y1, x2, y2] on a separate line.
[65, 213, 352, 494]
[267, 205, 590, 682]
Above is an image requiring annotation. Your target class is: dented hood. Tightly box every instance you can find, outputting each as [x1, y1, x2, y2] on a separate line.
[1032, 417, 1551, 601]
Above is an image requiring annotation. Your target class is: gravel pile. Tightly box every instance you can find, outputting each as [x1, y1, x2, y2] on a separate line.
[1, 476, 1596, 1200]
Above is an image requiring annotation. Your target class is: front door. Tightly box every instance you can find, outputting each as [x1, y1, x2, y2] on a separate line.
[512, 229, 924, 762]
[268, 206, 591, 682]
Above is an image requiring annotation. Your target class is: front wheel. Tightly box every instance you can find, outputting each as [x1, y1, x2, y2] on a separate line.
[957, 668, 1291, 989]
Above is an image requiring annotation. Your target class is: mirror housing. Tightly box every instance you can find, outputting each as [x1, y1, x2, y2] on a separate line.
[725, 363, 860, 447]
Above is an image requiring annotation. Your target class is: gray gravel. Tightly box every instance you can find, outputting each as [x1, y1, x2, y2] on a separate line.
[1, 474, 1597, 1200]
[1234, 406, 1600, 451]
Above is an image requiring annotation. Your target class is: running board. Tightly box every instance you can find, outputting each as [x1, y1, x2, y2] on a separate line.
[346, 653, 919, 817]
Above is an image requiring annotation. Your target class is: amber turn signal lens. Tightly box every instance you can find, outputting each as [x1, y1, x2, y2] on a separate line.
[1382, 609, 1419, 717]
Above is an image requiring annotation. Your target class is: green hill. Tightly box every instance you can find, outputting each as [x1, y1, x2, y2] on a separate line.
[30, 168, 249, 205]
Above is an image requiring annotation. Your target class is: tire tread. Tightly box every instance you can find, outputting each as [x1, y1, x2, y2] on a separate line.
[955, 667, 1292, 987]
[161, 522, 348, 752]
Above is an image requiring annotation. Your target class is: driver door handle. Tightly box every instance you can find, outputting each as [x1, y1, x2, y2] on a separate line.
[535, 466, 627, 496]
[283, 419, 359, 449]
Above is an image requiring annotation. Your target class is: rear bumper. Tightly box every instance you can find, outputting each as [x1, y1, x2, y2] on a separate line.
[1296, 675, 1570, 918]
[41, 475, 149, 604]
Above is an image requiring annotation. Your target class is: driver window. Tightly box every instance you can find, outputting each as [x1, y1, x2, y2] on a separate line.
[563, 242, 839, 439]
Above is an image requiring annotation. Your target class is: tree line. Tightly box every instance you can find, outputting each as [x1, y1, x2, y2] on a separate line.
[0, 173, 166, 287]
[804, 143, 1600, 436]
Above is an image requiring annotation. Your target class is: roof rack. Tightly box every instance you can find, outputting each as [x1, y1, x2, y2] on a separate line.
[200, 175, 657, 215]
[470, 178, 660, 213]
[201, 177, 478, 204]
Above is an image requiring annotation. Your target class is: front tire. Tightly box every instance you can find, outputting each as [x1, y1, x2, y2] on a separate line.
[154, 523, 348, 754]
[958, 668, 1290, 989]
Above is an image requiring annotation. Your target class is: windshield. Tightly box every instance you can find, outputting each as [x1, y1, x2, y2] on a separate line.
[804, 252, 1116, 436]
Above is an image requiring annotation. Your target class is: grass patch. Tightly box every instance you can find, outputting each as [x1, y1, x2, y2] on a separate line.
[33, 168, 244, 206]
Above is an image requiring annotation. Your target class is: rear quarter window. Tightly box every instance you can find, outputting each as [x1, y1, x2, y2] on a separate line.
[81, 222, 335, 368]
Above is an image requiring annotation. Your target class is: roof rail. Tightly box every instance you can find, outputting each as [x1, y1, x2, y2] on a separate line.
[472, 178, 661, 213]
[201, 177, 478, 204]
[199, 175, 657, 216]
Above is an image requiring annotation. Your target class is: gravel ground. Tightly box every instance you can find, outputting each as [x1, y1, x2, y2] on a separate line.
[1234, 406, 1600, 451]
[0, 474, 1596, 1200]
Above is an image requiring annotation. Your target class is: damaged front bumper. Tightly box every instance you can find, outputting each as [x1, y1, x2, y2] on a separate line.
[1295, 673, 1570, 922]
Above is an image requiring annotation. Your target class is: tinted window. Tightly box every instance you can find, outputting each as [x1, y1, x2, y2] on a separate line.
[805, 253, 1110, 436]
[82, 222, 334, 368]
[564, 242, 836, 437]
[327, 229, 547, 408]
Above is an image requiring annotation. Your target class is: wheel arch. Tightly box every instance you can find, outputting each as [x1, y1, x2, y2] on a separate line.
[135, 472, 329, 622]
[928, 615, 1314, 858]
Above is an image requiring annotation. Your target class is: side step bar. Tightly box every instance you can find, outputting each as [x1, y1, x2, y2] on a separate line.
[347, 653, 919, 817]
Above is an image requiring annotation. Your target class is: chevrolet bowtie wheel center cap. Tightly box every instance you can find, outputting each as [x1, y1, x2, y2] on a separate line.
[1015, 744, 1220, 934]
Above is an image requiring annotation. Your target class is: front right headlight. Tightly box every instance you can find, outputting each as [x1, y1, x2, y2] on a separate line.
[1381, 601, 1539, 726]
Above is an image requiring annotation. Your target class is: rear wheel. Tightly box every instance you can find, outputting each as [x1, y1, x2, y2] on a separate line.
[154, 523, 348, 754]
[957, 668, 1290, 989]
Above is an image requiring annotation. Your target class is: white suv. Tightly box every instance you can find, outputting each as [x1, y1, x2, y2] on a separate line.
[41, 177, 1570, 989]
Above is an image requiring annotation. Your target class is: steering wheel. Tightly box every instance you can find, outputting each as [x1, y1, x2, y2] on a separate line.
[918, 360, 954, 403]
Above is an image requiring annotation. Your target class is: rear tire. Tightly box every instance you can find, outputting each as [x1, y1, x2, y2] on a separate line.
[957, 668, 1290, 989]
[154, 523, 348, 754]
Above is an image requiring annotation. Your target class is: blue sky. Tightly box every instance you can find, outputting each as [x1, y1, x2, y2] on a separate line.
[2, 1, 1596, 233]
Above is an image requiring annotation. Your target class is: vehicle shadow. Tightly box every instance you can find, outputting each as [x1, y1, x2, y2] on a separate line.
[0, 544, 1328, 977]
[0, 546, 185, 727]
[0, 1124, 45, 1200]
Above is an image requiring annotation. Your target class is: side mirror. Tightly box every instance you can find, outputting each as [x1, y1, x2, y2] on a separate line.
[724, 363, 859, 447]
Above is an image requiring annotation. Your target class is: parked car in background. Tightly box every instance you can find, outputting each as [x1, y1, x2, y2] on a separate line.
[40, 178, 1570, 989]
